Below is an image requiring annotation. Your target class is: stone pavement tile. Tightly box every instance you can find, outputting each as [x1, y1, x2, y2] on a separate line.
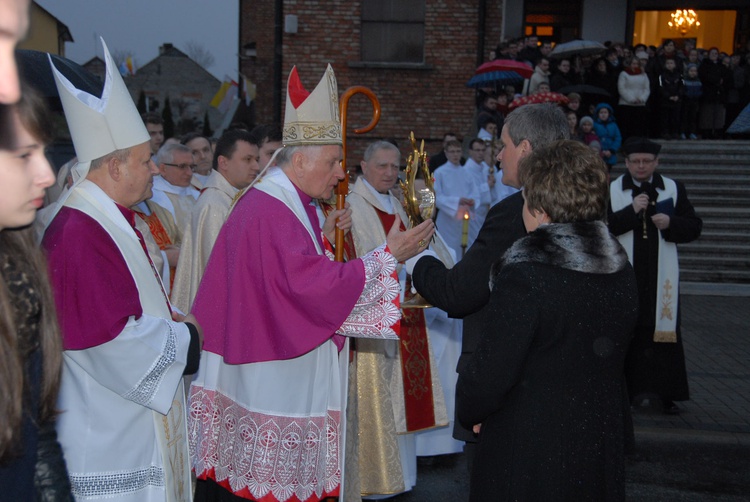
[633, 294, 750, 435]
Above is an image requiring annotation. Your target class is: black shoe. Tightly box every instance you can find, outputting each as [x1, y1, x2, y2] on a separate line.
[663, 399, 680, 415]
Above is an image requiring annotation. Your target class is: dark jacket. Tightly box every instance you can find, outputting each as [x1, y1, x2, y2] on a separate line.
[659, 68, 683, 102]
[456, 221, 638, 502]
[412, 191, 526, 441]
[699, 59, 732, 103]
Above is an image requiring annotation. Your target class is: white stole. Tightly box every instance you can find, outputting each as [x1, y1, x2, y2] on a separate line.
[65, 180, 192, 501]
[610, 175, 679, 342]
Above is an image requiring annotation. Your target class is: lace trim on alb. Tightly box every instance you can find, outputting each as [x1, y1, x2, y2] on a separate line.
[337, 244, 400, 339]
[123, 319, 178, 406]
[69, 465, 164, 498]
[188, 387, 341, 502]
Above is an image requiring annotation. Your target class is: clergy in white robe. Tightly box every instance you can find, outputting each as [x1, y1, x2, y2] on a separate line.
[433, 143, 483, 260]
[463, 139, 494, 238]
[181, 133, 214, 191]
[43, 153, 202, 502]
[150, 143, 200, 234]
[42, 38, 202, 501]
[187, 65, 436, 502]
[171, 130, 259, 313]
[347, 142, 450, 499]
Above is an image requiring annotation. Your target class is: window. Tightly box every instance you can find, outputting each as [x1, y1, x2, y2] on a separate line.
[361, 0, 425, 63]
[524, 1, 582, 43]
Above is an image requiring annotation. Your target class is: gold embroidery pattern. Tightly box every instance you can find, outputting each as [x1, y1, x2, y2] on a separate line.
[283, 123, 342, 145]
[660, 279, 674, 321]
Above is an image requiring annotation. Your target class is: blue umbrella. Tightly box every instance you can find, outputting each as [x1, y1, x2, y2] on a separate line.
[726, 103, 750, 134]
[466, 70, 524, 89]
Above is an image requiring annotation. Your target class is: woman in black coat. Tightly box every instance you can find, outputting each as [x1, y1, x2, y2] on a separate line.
[456, 140, 638, 501]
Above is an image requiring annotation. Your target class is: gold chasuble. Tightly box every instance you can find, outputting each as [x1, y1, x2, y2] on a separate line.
[347, 179, 448, 497]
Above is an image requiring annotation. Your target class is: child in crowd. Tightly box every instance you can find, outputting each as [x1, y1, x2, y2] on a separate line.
[658, 58, 683, 139]
[579, 116, 600, 146]
[681, 63, 702, 139]
[566, 110, 579, 140]
[566, 92, 582, 118]
[592, 103, 622, 171]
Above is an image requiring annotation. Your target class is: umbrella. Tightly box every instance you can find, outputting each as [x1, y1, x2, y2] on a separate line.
[557, 84, 611, 97]
[726, 103, 750, 134]
[475, 59, 534, 79]
[508, 92, 569, 110]
[16, 49, 103, 108]
[466, 70, 524, 89]
[549, 40, 606, 59]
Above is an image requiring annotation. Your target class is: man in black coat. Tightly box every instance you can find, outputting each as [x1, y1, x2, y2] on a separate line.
[608, 137, 702, 415]
[409, 103, 570, 464]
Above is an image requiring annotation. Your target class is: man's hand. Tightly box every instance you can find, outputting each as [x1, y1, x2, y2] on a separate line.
[651, 213, 671, 230]
[459, 197, 475, 207]
[632, 193, 649, 213]
[473, 423, 481, 435]
[487, 171, 497, 188]
[323, 202, 352, 244]
[386, 215, 435, 262]
[164, 245, 180, 267]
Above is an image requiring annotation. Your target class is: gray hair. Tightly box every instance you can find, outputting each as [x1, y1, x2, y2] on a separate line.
[363, 140, 400, 162]
[504, 103, 570, 150]
[155, 142, 191, 165]
[275, 144, 316, 168]
[89, 148, 131, 171]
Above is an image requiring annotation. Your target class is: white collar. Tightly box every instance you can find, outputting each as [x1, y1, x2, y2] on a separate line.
[361, 178, 394, 213]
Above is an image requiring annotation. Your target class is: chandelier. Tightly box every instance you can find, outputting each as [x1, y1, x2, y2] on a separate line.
[667, 9, 700, 35]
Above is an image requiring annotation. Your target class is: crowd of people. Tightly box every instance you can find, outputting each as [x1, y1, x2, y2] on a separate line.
[1, 1, 708, 500]
[478, 36, 750, 142]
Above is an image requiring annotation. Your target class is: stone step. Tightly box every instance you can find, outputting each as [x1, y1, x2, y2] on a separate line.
[694, 206, 750, 216]
[692, 230, 750, 243]
[699, 218, 750, 231]
[681, 268, 750, 283]
[680, 241, 750, 257]
[679, 255, 750, 273]
[690, 195, 750, 207]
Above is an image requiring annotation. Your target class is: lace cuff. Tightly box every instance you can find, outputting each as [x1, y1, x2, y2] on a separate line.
[337, 244, 400, 339]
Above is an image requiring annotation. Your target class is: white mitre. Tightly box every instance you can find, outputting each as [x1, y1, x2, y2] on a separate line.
[37, 38, 149, 240]
[282, 64, 342, 146]
[51, 37, 149, 167]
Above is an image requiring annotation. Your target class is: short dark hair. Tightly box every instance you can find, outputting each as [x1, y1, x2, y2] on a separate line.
[249, 123, 282, 146]
[212, 129, 256, 170]
[519, 139, 609, 223]
[180, 132, 209, 146]
[142, 112, 162, 126]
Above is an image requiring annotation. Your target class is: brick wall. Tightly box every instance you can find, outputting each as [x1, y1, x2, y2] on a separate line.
[241, 0, 503, 165]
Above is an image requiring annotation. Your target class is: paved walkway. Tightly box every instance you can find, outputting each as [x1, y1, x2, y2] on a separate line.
[631, 290, 750, 439]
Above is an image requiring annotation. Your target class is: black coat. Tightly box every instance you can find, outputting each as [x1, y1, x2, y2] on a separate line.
[456, 222, 638, 502]
[608, 173, 702, 401]
[412, 191, 526, 441]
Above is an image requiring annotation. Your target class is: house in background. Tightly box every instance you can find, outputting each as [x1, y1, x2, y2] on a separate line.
[81, 56, 106, 82]
[17, 1, 73, 56]
[125, 43, 222, 139]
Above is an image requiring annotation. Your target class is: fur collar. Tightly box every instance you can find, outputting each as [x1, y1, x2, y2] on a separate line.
[491, 221, 628, 289]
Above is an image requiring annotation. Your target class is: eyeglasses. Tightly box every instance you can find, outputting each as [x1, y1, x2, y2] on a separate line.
[470, 148, 486, 152]
[626, 158, 656, 166]
[163, 162, 197, 170]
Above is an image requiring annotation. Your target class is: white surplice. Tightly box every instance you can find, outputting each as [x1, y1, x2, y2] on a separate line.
[433, 161, 483, 260]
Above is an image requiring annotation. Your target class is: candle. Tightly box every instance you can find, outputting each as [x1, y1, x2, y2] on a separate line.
[461, 212, 470, 247]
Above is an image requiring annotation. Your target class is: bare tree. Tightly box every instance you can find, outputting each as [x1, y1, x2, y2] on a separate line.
[184, 40, 215, 70]
[110, 49, 137, 69]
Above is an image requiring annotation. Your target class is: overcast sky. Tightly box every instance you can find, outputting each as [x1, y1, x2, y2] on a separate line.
[36, 0, 239, 80]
